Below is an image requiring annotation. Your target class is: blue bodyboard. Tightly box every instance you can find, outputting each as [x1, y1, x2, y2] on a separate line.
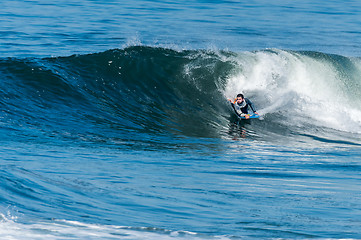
[240, 114, 259, 119]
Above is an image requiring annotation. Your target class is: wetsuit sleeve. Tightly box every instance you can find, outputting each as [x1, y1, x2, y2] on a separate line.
[246, 98, 257, 112]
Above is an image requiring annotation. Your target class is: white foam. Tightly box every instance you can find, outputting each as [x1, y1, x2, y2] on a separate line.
[0, 216, 231, 240]
[224, 49, 361, 133]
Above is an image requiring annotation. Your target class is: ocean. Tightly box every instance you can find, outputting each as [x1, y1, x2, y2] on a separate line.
[1, 0, 361, 239]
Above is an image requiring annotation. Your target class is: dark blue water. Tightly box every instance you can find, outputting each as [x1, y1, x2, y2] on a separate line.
[1, 1, 361, 239]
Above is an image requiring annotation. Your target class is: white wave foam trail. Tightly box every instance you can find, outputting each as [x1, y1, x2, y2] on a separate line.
[0, 216, 230, 240]
[224, 49, 361, 133]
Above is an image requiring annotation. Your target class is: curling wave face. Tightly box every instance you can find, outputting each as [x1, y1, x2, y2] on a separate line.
[1, 46, 361, 147]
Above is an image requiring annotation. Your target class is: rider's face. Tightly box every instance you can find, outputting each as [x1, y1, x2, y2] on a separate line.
[236, 97, 243, 103]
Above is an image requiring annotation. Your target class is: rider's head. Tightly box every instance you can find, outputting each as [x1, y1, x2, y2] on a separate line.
[236, 94, 244, 103]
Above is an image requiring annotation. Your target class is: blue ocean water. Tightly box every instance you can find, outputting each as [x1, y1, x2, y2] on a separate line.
[1, 1, 361, 239]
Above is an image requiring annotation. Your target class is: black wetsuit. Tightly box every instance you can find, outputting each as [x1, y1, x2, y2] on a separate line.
[234, 98, 256, 116]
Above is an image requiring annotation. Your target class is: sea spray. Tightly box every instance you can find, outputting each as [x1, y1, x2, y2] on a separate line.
[224, 49, 361, 133]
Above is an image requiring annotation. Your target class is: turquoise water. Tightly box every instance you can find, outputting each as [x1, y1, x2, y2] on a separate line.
[1, 1, 361, 239]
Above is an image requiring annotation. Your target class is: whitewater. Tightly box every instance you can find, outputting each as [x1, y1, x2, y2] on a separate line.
[1, 0, 361, 239]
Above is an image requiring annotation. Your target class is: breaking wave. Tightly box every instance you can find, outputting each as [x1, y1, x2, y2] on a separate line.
[1, 46, 361, 146]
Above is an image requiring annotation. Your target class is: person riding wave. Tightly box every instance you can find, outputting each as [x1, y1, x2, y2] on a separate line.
[228, 93, 258, 119]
